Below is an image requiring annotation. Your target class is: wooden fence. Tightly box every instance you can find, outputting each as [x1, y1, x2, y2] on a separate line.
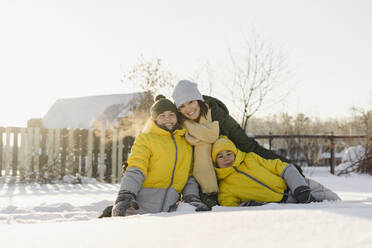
[253, 134, 369, 174]
[0, 127, 134, 183]
[1, 126, 369, 181]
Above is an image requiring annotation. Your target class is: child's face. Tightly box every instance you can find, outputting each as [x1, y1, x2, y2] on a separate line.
[178, 100, 200, 121]
[216, 150, 236, 168]
[155, 110, 178, 130]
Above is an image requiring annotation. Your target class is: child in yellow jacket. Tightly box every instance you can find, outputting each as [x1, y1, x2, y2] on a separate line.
[212, 136, 340, 206]
[110, 95, 209, 217]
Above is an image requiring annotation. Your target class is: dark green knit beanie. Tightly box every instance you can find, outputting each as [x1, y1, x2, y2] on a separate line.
[150, 95, 178, 120]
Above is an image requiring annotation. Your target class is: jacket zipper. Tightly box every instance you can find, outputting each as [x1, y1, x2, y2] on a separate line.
[233, 165, 288, 196]
[160, 132, 178, 211]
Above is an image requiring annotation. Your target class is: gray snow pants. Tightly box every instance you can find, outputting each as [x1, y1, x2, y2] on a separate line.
[285, 178, 341, 203]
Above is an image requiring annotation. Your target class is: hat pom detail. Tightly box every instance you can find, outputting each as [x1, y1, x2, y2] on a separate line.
[155, 94, 166, 101]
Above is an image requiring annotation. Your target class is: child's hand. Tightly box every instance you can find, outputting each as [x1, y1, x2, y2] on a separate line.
[112, 190, 139, 216]
[183, 194, 211, 211]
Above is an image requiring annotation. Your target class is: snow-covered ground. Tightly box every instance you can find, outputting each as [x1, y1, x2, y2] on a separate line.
[1, 167, 372, 248]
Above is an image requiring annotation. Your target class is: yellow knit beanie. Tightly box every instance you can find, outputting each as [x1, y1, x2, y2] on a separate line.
[212, 136, 238, 163]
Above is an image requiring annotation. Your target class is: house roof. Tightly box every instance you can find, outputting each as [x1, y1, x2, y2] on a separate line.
[42, 92, 146, 129]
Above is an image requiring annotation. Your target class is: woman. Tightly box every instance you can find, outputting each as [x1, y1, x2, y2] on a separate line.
[172, 80, 300, 207]
[110, 95, 209, 217]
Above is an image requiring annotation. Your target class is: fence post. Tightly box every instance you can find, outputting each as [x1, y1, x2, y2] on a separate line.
[80, 130, 87, 176]
[269, 132, 273, 150]
[0, 127, 3, 176]
[60, 129, 68, 178]
[25, 128, 33, 179]
[5, 127, 11, 176]
[93, 134, 99, 178]
[99, 127, 105, 182]
[330, 133, 335, 174]
[54, 129, 61, 177]
[87, 129, 93, 178]
[47, 129, 54, 179]
[73, 129, 80, 175]
[117, 130, 124, 181]
[12, 128, 19, 176]
[39, 128, 47, 179]
[66, 129, 74, 175]
[111, 128, 118, 182]
[105, 130, 113, 182]
[19, 128, 26, 178]
[33, 128, 40, 179]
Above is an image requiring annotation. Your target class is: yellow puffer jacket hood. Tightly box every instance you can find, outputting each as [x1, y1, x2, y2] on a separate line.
[215, 149, 289, 206]
[127, 120, 192, 193]
[214, 149, 245, 179]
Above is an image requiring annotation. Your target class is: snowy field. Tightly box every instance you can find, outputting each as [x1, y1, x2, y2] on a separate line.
[1, 167, 372, 248]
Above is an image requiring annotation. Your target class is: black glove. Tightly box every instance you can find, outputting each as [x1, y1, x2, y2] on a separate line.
[98, 205, 113, 218]
[111, 190, 139, 216]
[199, 192, 218, 208]
[183, 194, 211, 211]
[239, 200, 267, 207]
[293, 185, 315, 203]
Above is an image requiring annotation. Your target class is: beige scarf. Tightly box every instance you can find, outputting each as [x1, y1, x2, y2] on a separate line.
[184, 109, 219, 194]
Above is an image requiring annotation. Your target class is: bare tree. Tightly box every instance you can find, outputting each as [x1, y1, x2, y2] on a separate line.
[119, 56, 176, 135]
[122, 56, 176, 99]
[350, 107, 372, 136]
[228, 32, 290, 131]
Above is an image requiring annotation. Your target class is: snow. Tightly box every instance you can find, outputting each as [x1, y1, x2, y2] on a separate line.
[343, 145, 366, 163]
[1, 167, 372, 248]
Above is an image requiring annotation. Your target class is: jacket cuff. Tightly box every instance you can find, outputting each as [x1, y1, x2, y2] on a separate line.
[119, 166, 145, 196]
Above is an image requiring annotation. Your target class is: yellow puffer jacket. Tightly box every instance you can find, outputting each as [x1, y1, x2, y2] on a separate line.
[215, 150, 289, 206]
[127, 120, 193, 193]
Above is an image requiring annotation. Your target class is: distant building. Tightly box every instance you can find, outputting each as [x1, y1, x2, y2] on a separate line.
[42, 92, 150, 129]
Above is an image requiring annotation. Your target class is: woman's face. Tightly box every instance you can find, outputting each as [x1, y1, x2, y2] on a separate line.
[155, 110, 178, 130]
[178, 100, 200, 121]
[216, 150, 236, 168]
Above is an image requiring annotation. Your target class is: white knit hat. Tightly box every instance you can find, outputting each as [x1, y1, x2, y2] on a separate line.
[172, 80, 204, 108]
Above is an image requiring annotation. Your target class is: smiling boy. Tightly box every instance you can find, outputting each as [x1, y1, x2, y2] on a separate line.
[212, 136, 340, 206]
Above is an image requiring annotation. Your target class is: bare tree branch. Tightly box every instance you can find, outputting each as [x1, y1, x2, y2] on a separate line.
[121, 56, 176, 98]
[228, 32, 290, 131]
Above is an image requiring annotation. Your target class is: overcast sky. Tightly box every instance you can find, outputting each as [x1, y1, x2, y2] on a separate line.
[1, 0, 372, 127]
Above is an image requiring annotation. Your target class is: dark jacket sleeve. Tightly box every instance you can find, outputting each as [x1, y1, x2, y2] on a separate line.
[205, 95, 290, 163]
